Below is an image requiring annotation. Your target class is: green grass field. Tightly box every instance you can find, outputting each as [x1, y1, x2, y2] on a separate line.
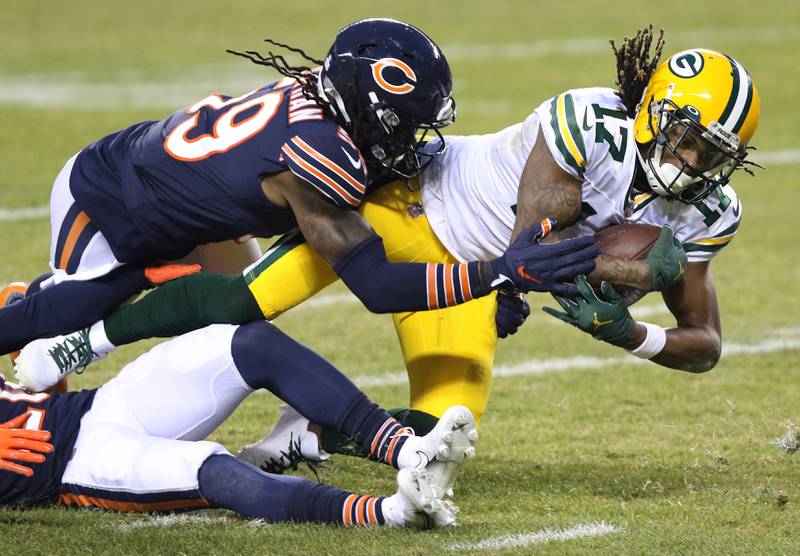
[2, 1, 800, 553]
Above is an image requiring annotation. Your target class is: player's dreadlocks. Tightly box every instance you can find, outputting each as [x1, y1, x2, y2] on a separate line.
[610, 26, 665, 117]
[226, 39, 326, 107]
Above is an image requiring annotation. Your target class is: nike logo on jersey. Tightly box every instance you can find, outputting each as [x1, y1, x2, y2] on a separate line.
[341, 147, 362, 170]
[516, 266, 542, 284]
[582, 108, 593, 131]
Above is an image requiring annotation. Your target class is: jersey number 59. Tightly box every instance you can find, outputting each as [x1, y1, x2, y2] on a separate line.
[164, 90, 284, 162]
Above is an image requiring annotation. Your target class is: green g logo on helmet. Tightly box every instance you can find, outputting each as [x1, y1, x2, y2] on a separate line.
[668, 50, 704, 78]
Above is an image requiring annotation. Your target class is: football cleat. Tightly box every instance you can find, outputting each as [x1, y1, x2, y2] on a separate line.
[237, 405, 330, 474]
[1, 282, 27, 364]
[388, 467, 457, 528]
[14, 328, 104, 392]
[396, 405, 478, 499]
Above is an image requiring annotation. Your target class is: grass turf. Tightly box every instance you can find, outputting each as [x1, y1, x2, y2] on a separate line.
[1, 1, 799, 553]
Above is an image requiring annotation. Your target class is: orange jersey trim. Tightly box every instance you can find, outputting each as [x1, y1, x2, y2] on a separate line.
[58, 492, 210, 513]
[281, 144, 359, 206]
[58, 211, 91, 270]
[291, 136, 365, 194]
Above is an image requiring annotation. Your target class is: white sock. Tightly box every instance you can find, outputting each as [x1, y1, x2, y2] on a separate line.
[88, 321, 115, 356]
[380, 494, 405, 527]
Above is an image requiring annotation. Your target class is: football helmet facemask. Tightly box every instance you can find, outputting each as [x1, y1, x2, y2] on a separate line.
[633, 49, 760, 203]
[317, 18, 455, 179]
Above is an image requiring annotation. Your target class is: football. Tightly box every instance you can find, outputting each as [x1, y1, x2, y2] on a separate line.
[594, 223, 661, 260]
[593, 223, 662, 306]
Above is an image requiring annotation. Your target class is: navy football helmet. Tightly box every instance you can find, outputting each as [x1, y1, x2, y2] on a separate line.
[317, 18, 455, 179]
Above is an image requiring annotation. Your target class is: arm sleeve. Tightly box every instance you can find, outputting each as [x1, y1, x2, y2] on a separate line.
[280, 126, 368, 209]
[333, 235, 489, 314]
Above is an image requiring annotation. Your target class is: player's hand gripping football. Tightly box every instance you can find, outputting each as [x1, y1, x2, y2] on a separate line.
[0, 412, 53, 477]
[645, 226, 688, 291]
[543, 275, 635, 345]
[489, 218, 600, 296]
[495, 290, 531, 339]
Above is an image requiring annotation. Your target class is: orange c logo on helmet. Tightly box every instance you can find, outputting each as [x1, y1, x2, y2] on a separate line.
[370, 58, 417, 95]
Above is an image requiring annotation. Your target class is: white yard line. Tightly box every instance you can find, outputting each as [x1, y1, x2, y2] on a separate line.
[447, 522, 625, 551]
[354, 328, 800, 388]
[115, 513, 231, 531]
[1, 25, 798, 110]
[2, 148, 799, 222]
[444, 25, 800, 61]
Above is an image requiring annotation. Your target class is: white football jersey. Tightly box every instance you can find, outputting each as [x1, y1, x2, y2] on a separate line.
[421, 87, 742, 264]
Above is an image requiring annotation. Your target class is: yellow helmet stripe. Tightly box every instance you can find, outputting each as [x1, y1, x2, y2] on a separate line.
[718, 55, 754, 135]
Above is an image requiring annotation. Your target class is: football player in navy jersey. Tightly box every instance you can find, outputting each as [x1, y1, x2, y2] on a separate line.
[0, 18, 599, 358]
[0, 320, 483, 528]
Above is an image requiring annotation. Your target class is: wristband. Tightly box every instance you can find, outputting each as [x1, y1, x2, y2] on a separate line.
[630, 322, 667, 359]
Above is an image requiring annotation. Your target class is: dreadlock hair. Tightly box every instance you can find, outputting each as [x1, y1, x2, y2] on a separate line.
[226, 38, 326, 107]
[610, 26, 665, 117]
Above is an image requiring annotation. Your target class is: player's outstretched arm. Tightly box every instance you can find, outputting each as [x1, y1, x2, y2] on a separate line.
[0, 412, 53, 477]
[268, 172, 600, 313]
[544, 262, 722, 372]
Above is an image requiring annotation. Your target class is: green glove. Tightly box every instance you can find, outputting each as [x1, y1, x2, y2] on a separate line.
[543, 275, 635, 345]
[646, 226, 688, 291]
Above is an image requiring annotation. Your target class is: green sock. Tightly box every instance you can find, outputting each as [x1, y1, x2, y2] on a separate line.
[319, 408, 439, 457]
[105, 273, 263, 347]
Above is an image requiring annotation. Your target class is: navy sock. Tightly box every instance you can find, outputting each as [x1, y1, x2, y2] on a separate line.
[198, 454, 385, 525]
[231, 321, 410, 467]
[0, 265, 150, 355]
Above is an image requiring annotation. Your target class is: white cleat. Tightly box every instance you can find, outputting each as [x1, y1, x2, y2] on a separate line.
[14, 328, 104, 392]
[397, 405, 478, 499]
[238, 405, 329, 474]
[390, 467, 457, 529]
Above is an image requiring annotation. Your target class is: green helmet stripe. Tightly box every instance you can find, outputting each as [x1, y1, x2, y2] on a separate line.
[718, 56, 741, 129]
[719, 55, 753, 135]
[731, 66, 754, 134]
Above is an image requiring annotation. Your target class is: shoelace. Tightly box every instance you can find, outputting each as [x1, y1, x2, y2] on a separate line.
[47, 329, 92, 376]
[259, 432, 323, 479]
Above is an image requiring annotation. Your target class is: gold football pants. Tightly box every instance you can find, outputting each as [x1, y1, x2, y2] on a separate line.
[244, 180, 498, 423]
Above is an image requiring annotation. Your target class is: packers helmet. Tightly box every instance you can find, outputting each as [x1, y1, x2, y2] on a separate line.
[633, 49, 760, 203]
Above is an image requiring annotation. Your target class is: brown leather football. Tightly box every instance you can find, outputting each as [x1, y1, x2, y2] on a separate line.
[594, 223, 661, 260]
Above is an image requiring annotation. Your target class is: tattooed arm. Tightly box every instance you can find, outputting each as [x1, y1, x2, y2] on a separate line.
[513, 134, 654, 290]
[511, 134, 582, 243]
[262, 171, 598, 312]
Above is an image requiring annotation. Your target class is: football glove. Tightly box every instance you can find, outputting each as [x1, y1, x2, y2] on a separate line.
[0, 412, 53, 477]
[489, 218, 600, 296]
[543, 275, 635, 345]
[496, 290, 531, 339]
[646, 226, 688, 291]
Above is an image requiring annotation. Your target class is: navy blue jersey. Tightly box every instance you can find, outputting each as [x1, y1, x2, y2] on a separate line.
[0, 375, 96, 507]
[69, 77, 368, 263]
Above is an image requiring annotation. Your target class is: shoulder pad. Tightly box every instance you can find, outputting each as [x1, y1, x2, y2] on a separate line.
[281, 125, 367, 209]
[535, 88, 629, 181]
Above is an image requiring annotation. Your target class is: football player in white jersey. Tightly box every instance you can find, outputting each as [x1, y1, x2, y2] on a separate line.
[14, 28, 760, 473]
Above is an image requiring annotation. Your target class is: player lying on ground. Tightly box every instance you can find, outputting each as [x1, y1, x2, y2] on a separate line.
[15, 29, 759, 472]
[1, 321, 480, 528]
[0, 17, 598, 359]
